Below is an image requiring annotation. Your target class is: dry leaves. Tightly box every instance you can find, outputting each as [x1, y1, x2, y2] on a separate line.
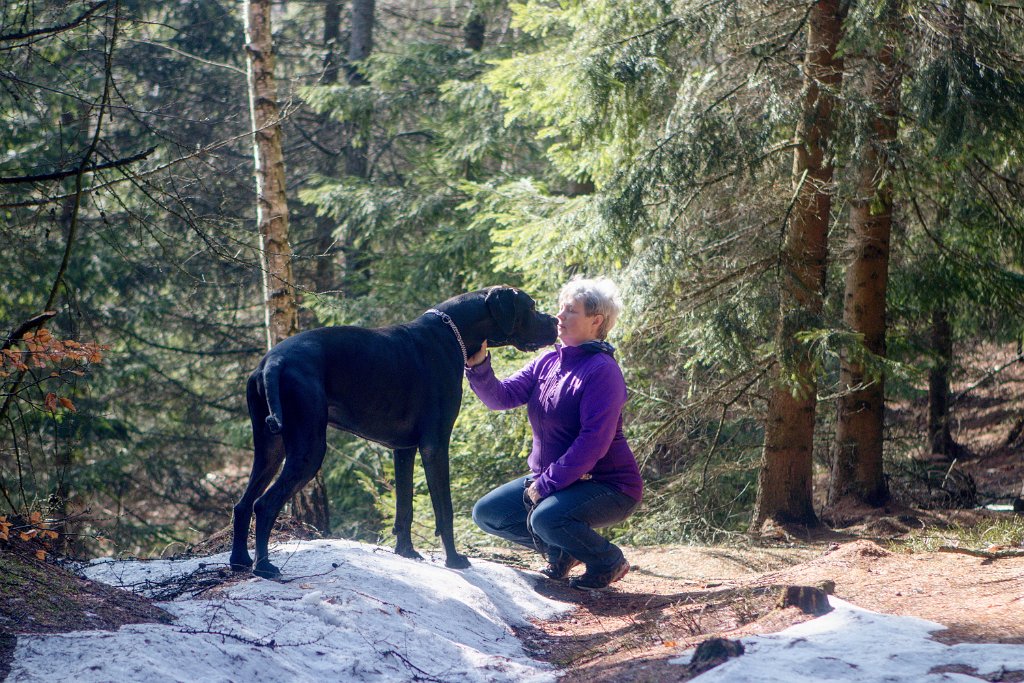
[1, 327, 107, 413]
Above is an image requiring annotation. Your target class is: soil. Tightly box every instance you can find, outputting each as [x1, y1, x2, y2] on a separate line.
[0, 536, 173, 679]
[496, 528, 1024, 682]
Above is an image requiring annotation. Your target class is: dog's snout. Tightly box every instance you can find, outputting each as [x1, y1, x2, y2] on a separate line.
[540, 313, 559, 344]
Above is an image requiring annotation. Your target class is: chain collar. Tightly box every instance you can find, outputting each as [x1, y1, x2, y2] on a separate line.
[426, 308, 468, 366]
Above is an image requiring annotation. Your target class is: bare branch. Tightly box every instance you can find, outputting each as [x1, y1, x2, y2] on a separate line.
[0, 147, 155, 185]
[0, 1, 109, 45]
[2, 312, 58, 351]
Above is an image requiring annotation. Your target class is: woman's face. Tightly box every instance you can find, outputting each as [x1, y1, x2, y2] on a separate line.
[556, 297, 604, 346]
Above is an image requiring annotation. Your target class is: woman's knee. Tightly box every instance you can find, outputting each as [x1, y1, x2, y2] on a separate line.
[528, 505, 566, 538]
[472, 498, 494, 532]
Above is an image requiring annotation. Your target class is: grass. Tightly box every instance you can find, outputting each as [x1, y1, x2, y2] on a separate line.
[893, 515, 1024, 553]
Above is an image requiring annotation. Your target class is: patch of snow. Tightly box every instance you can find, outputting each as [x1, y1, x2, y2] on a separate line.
[10, 539, 569, 683]
[672, 597, 1024, 683]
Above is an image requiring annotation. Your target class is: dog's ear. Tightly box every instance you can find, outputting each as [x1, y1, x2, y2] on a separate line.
[485, 286, 519, 336]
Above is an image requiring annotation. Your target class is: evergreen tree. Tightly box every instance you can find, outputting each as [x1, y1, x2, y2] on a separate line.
[827, 0, 903, 514]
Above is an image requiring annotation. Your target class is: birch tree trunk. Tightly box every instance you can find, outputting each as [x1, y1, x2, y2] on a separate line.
[244, 0, 298, 349]
[750, 0, 845, 532]
[828, 4, 902, 512]
[245, 0, 329, 533]
[344, 0, 375, 178]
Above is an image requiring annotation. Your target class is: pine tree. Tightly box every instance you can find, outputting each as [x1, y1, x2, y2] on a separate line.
[750, 0, 845, 532]
[827, 0, 903, 514]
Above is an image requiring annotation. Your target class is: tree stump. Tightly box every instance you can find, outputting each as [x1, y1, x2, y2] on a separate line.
[687, 637, 745, 676]
[777, 585, 833, 615]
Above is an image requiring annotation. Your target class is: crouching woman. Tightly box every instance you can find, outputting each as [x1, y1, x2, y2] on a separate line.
[466, 277, 642, 589]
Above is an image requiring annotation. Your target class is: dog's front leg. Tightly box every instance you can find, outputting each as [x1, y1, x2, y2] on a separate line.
[419, 441, 471, 569]
[392, 447, 423, 560]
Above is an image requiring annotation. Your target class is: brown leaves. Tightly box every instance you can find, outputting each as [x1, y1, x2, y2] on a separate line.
[0, 512, 60, 562]
[44, 393, 76, 413]
[1, 328, 107, 413]
[6, 327, 107, 370]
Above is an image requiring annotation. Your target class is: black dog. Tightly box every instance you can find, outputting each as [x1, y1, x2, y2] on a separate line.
[230, 286, 558, 578]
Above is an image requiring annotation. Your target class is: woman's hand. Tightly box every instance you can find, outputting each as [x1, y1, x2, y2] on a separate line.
[466, 341, 489, 368]
[526, 481, 543, 505]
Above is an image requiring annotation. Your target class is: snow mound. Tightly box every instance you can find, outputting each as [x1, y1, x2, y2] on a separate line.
[10, 539, 571, 683]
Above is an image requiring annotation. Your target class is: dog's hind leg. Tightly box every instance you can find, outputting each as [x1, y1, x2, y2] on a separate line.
[419, 440, 471, 569]
[392, 447, 422, 560]
[252, 409, 328, 579]
[230, 440, 284, 570]
[230, 377, 285, 571]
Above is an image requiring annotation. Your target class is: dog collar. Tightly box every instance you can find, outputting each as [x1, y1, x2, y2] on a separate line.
[426, 309, 468, 365]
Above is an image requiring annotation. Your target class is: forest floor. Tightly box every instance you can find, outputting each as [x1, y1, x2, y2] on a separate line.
[3, 523, 1022, 682]
[2, 346, 1023, 681]
[494, 517, 1024, 682]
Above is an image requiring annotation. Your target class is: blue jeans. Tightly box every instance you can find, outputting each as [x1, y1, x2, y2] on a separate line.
[472, 474, 639, 572]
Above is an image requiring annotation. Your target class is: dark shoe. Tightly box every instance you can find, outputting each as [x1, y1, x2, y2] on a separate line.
[569, 558, 629, 590]
[539, 555, 580, 580]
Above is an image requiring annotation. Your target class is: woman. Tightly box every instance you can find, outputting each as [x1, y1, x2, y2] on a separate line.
[466, 277, 642, 589]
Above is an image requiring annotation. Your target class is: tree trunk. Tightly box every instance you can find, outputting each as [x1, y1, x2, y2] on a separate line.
[288, 0, 345, 536]
[314, 0, 343, 293]
[828, 2, 902, 511]
[750, 0, 844, 533]
[244, 0, 298, 349]
[344, 0, 375, 178]
[292, 472, 331, 535]
[928, 307, 959, 458]
[245, 0, 330, 533]
[339, 0, 375, 298]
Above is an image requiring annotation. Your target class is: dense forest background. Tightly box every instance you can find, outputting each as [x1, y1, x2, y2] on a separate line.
[2, 0, 1023, 560]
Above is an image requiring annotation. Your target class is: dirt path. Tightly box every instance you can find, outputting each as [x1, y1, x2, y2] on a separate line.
[491, 539, 1024, 682]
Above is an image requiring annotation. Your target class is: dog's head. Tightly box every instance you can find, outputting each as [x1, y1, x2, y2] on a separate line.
[483, 286, 558, 352]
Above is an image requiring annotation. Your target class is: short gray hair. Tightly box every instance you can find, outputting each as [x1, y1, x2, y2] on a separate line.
[558, 276, 623, 339]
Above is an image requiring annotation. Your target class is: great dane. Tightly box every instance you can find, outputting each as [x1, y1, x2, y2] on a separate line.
[230, 286, 558, 578]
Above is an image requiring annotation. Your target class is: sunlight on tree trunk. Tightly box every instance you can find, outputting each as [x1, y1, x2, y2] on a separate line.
[244, 0, 329, 533]
[828, 1, 903, 513]
[751, 0, 845, 533]
[244, 0, 298, 350]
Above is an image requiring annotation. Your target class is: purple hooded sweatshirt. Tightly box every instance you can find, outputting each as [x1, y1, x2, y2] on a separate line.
[466, 344, 643, 502]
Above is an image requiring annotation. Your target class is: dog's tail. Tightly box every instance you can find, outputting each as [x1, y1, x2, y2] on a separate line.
[261, 358, 285, 434]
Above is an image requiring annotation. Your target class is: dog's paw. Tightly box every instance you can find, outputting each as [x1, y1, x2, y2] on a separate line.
[229, 553, 254, 571]
[445, 554, 472, 570]
[253, 559, 282, 580]
[395, 546, 425, 561]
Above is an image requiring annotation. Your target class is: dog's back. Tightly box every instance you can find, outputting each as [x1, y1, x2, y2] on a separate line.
[253, 322, 456, 448]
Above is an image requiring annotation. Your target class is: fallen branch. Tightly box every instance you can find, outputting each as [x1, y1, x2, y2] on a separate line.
[937, 546, 1024, 560]
[951, 353, 1024, 406]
